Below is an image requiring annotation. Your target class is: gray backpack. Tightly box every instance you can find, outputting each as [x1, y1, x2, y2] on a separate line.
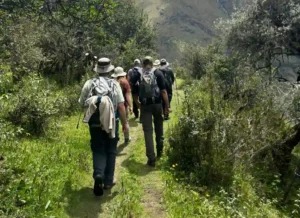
[139, 68, 160, 102]
[89, 77, 119, 111]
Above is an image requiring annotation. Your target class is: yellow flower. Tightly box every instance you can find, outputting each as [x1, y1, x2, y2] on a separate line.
[205, 193, 210, 197]
[172, 164, 176, 168]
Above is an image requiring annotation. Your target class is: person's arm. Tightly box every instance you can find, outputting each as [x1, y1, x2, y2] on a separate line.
[115, 83, 129, 132]
[124, 81, 132, 109]
[156, 70, 170, 113]
[126, 92, 132, 108]
[118, 103, 127, 127]
[161, 90, 169, 109]
[78, 80, 93, 108]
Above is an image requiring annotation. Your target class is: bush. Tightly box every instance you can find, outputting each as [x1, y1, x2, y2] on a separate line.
[168, 81, 234, 187]
[0, 65, 13, 94]
[5, 74, 78, 136]
[168, 56, 293, 189]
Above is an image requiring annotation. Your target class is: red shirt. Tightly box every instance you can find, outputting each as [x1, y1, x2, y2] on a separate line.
[119, 78, 131, 108]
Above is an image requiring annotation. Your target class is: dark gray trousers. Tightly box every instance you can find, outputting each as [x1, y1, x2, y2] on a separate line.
[89, 120, 119, 186]
[141, 104, 164, 161]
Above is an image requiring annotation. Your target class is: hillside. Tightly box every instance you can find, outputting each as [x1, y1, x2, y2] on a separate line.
[134, 0, 243, 60]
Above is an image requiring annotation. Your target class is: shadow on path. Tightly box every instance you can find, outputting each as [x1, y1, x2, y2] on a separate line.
[129, 118, 139, 128]
[121, 157, 158, 177]
[117, 142, 128, 156]
[63, 180, 117, 218]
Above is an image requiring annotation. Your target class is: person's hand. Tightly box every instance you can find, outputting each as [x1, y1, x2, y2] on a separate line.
[122, 123, 129, 133]
[129, 107, 133, 114]
[165, 107, 171, 116]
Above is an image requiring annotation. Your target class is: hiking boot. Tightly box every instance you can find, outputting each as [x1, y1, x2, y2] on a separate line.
[164, 115, 169, 121]
[147, 159, 156, 167]
[104, 180, 117, 189]
[93, 174, 104, 196]
[125, 138, 131, 144]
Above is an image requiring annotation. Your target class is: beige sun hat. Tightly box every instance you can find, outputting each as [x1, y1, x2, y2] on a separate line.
[154, 59, 161, 67]
[93, 57, 115, 74]
[134, 59, 141, 65]
[111, 67, 127, 78]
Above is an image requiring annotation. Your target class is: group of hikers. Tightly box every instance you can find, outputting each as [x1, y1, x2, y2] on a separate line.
[79, 56, 175, 196]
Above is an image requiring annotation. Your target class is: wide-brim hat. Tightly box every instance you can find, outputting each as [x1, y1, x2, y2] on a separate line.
[93, 57, 115, 74]
[111, 66, 127, 78]
[154, 59, 161, 66]
[160, 58, 168, 65]
[134, 59, 141, 65]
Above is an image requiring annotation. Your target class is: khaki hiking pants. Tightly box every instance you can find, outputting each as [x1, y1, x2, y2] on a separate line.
[141, 103, 164, 161]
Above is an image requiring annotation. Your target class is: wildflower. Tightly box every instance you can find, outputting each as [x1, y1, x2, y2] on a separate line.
[172, 164, 176, 168]
[205, 193, 210, 197]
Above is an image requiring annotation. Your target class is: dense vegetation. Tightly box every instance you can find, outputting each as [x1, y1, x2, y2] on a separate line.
[0, 0, 156, 216]
[168, 0, 300, 217]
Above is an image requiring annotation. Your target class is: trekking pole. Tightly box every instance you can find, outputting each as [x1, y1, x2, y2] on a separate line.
[283, 163, 300, 203]
[76, 111, 83, 129]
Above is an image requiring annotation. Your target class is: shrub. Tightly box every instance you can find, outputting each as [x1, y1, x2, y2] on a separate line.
[0, 65, 13, 94]
[5, 74, 69, 135]
[168, 57, 294, 189]
[168, 81, 234, 187]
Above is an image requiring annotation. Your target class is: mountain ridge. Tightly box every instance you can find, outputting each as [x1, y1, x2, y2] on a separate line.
[134, 0, 245, 60]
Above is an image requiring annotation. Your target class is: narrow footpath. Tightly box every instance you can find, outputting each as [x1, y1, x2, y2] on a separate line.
[65, 86, 183, 218]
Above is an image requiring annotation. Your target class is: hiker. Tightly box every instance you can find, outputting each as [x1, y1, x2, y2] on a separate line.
[112, 67, 132, 144]
[78, 57, 128, 196]
[160, 59, 175, 120]
[128, 59, 142, 120]
[84, 53, 98, 70]
[130, 56, 170, 167]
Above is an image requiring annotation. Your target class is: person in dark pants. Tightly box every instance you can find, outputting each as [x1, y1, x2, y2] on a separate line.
[130, 56, 170, 167]
[79, 58, 128, 196]
[160, 59, 175, 120]
[128, 59, 142, 119]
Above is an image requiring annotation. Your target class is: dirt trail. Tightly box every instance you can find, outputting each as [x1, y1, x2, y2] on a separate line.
[67, 118, 169, 218]
[67, 87, 183, 217]
[65, 120, 141, 218]
[141, 170, 166, 217]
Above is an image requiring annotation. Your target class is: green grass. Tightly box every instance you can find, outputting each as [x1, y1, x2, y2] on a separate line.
[0, 115, 91, 217]
[0, 114, 146, 217]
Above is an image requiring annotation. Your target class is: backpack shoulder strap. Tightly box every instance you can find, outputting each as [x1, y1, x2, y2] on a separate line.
[89, 77, 100, 96]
